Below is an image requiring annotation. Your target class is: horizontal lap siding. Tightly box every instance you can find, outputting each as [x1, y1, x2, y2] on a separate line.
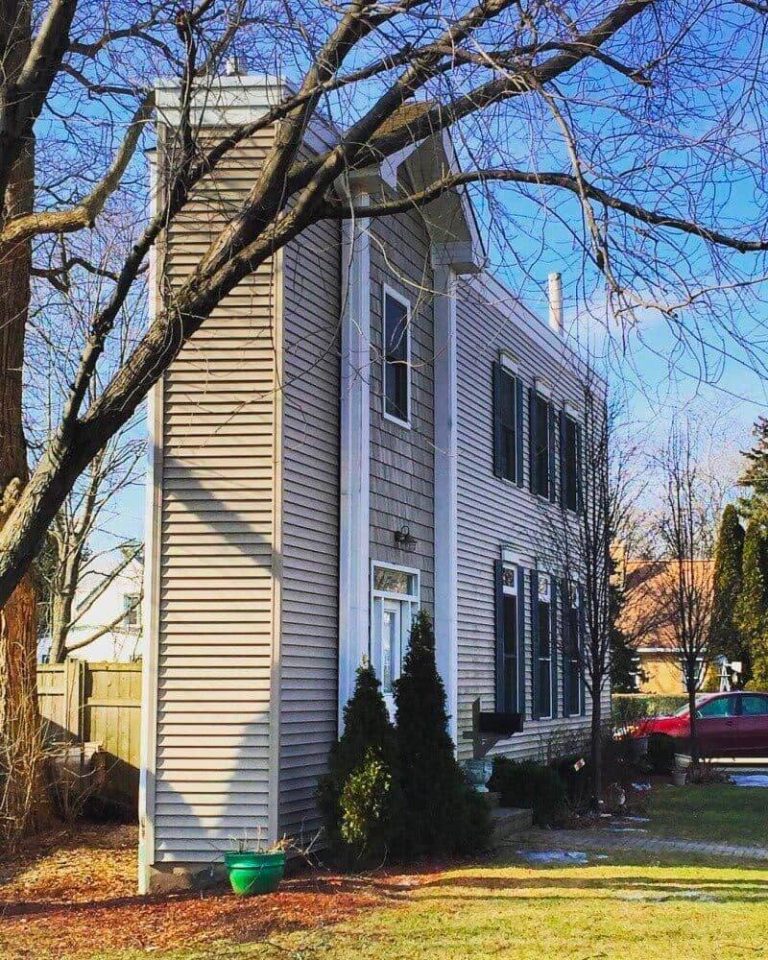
[279, 216, 341, 841]
[155, 132, 276, 861]
[456, 280, 598, 762]
[369, 212, 435, 609]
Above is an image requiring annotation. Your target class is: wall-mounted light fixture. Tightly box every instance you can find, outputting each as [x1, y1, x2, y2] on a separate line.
[394, 524, 417, 552]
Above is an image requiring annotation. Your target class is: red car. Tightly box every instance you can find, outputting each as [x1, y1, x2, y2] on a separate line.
[634, 691, 768, 758]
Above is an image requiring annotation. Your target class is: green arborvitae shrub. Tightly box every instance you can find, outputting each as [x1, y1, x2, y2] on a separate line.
[394, 611, 491, 856]
[317, 665, 400, 866]
[740, 417, 768, 525]
[710, 505, 747, 681]
[489, 757, 567, 826]
[736, 521, 768, 688]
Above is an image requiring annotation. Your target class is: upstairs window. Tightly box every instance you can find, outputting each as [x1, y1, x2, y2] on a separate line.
[383, 287, 411, 426]
[493, 360, 524, 485]
[530, 390, 555, 500]
[560, 412, 582, 512]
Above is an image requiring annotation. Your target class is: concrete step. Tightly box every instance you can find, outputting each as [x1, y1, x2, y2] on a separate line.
[491, 806, 534, 844]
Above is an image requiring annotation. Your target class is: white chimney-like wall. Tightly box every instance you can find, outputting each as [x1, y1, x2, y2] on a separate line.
[548, 272, 563, 335]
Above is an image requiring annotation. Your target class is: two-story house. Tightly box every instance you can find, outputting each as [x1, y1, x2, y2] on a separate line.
[138, 75, 605, 892]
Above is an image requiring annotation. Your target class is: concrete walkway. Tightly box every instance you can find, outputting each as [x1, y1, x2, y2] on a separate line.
[514, 827, 768, 862]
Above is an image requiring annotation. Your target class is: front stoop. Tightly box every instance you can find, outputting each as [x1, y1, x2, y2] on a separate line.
[491, 807, 534, 845]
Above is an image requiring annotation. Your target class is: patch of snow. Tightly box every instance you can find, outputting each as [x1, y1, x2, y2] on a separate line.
[730, 774, 768, 788]
[631, 782, 652, 792]
[516, 850, 592, 864]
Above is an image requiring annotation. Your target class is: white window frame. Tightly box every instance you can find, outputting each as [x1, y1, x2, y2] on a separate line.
[381, 284, 412, 429]
[536, 573, 553, 720]
[566, 582, 582, 716]
[370, 562, 420, 711]
[123, 593, 141, 629]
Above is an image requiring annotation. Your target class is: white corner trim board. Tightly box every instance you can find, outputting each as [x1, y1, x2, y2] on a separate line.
[338, 196, 372, 728]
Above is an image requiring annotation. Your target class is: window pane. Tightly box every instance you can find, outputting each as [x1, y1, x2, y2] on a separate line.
[384, 294, 409, 422]
[538, 660, 551, 717]
[503, 595, 517, 656]
[538, 601, 551, 657]
[568, 661, 580, 715]
[534, 395, 549, 497]
[374, 567, 415, 595]
[503, 595, 518, 712]
[564, 417, 579, 511]
[698, 696, 736, 718]
[502, 565, 517, 592]
[742, 695, 768, 716]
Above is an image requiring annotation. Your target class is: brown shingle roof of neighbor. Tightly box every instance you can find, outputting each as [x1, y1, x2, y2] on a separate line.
[374, 101, 436, 138]
[618, 558, 715, 651]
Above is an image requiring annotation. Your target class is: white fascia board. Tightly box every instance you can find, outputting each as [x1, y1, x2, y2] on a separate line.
[439, 129, 485, 268]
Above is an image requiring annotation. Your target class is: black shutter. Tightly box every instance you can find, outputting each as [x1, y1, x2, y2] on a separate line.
[517, 566, 526, 717]
[494, 558, 505, 709]
[550, 579, 558, 719]
[559, 410, 567, 505]
[576, 420, 584, 514]
[492, 362, 503, 479]
[578, 583, 587, 716]
[530, 569, 540, 720]
[515, 378, 525, 487]
[560, 579, 571, 714]
[548, 404, 557, 503]
[528, 388, 537, 493]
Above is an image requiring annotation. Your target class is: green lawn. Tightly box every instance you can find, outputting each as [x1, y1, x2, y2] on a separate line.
[108, 851, 768, 960]
[648, 783, 768, 846]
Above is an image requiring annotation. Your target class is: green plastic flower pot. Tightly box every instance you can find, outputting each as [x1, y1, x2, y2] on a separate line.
[224, 850, 286, 896]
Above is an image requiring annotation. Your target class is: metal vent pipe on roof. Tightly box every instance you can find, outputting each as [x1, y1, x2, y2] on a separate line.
[548, 272, 563, 335]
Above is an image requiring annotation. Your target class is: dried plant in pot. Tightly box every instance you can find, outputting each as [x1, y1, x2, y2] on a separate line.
[224, 830, 291, 896]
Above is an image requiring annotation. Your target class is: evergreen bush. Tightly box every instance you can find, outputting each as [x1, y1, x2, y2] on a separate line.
[710, 505, 747, 681]
[394, 611, 491, 856]
[317, 664, 400, 866]
[489, 757, 567, 826]
[736, 521, 768, 688]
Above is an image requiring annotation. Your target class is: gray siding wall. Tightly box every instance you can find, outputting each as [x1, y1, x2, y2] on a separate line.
[279, 217, 341, 840]
[455, 278, 602, 762]
[153, 130, 277, 862]
[368, 211, 435, 610]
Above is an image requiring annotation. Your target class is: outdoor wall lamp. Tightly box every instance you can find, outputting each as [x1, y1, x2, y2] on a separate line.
[394, 525, 417, 552]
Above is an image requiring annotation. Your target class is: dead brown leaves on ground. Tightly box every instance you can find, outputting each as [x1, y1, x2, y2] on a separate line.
[0, 824, 431, 959]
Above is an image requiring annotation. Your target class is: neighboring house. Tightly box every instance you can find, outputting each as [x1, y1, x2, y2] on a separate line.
[138, 75, 607, 892]
[38, 559, 145, 663]
[619, 559, 715, 695]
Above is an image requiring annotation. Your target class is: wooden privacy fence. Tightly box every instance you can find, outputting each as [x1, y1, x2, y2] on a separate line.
[37, 660, 142, 809]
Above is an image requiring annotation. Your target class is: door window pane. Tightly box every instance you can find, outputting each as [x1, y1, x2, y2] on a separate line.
[373, 567, 416, 596]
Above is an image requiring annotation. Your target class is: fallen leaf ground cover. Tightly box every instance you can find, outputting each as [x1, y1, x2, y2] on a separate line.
[0, 825, 424, 960]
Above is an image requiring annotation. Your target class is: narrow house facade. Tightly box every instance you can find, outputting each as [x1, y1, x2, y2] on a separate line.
[139, 75, 606, 892]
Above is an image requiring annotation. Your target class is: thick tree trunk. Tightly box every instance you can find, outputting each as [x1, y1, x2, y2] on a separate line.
[0, 2, 45, 840]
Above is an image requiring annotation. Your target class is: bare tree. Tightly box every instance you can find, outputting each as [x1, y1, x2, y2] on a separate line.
[546, 381, 636, 804]
[655, 426, 718, 765]
[2, 0, 768, 838]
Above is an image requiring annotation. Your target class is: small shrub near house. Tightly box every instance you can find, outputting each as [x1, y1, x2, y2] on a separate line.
[489, 757, 568, 826]
[319, 614, 491, 866]
[394, 612, 491, 857]
[317, 665, 401, 867]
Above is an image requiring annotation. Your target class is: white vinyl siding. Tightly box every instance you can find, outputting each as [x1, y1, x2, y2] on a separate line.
[278, 214, 341, 841]
[455, 278, 606, 762]
[152, 130, 277, 862]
